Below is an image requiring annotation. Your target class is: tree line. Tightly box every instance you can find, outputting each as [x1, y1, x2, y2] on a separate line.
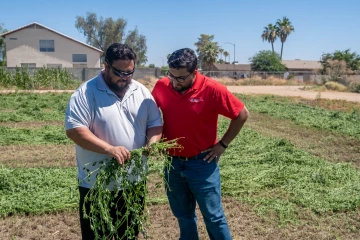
[1, 15, 359, 74]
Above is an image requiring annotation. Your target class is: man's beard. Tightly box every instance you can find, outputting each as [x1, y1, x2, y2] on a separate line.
[107, 80, 130, 92]
[172, 82, 192, 93]
[104, 74, 131, 92]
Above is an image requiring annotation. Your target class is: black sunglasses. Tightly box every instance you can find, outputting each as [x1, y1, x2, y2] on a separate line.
[106, 60, 135, 78]
[167, 71, 193, 83]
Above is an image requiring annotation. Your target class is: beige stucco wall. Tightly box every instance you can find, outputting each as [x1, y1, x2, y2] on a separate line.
[5, 27, 101, 68]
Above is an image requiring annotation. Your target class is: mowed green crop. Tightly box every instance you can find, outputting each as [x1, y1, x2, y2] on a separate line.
[1, 93, 360, 226]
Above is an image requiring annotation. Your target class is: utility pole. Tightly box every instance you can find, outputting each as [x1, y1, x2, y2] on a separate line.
[225, 42, 236, 64]
[159, 57, 165, 67]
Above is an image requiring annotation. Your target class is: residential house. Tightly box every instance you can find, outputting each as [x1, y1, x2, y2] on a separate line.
[208, 63, 251, 78]
[209, 59, 322, 78]
[0, 22, 103, 68]
[282, 59, 322, 72]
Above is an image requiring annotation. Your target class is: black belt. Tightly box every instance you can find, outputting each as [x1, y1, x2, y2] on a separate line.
[170, 152, 207, 161]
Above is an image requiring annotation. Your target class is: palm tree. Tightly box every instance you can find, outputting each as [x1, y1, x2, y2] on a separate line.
[276, 17, 295, 59]
[261, 23, 279, 54]
[223, 51, 229, 63]
[195, 34, 215, 54]
[219, 48, 224, 61]
[199, 42, 219, 70]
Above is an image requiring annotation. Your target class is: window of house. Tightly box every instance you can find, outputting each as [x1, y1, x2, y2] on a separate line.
[72, 54, 87, 63]
[73, 63, 87, 68]
[9, 38, 17, 40]
[21, 63, 36, 68]
[39, 40, 55, 52]
[47, 64, 62, 68]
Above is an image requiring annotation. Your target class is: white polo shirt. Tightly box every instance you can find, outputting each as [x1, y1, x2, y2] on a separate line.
[65, 71, 162, 189]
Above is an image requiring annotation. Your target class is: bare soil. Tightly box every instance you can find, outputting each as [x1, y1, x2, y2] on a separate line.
[227, 86, 360, 102]
[2, 198, 360, 240]
[0, 144, 76, 168]
[0, 121, 64, 128]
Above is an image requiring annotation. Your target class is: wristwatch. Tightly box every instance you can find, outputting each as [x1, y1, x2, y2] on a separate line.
[219, 140, 228, 149]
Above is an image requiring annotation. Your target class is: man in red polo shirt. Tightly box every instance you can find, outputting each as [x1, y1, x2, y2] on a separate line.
[152, 48, 249, 240]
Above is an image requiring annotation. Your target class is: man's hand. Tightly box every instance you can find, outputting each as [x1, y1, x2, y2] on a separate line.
[202, 142, 226, 163]
[105, 146, 131, 165]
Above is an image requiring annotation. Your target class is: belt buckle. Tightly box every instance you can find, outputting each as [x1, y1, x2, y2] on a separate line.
[181, 156, 189, 161]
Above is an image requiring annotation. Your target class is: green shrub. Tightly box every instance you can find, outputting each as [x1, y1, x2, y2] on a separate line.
[349, 82, 360, 93]
[324, 81, 348, 91]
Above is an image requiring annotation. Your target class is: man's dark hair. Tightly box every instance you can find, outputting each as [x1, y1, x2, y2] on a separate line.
[168, 48, 197, 73]
[105, 43, 137, 65]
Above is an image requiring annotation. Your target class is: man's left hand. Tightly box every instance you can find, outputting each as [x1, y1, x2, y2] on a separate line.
[202, 142, 226, 163]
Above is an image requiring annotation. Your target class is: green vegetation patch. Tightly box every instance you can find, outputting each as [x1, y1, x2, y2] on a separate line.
[218, 119, 360, 223]
[0, 125, 71, 145]
[0, 93, 71, 122]
[0, 167, 78, 217]
[237, 94, 360, 139]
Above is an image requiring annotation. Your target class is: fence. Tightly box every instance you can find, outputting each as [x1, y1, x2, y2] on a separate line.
[1, 66, 359, 86]
[0, 67, 162, 82]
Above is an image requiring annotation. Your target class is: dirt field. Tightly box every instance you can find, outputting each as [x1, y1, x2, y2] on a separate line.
[1, 88, 360, 239]
[226, 86, 360, 102]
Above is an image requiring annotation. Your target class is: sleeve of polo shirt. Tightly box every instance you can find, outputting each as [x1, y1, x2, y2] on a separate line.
[64, 89, 92, 130]
[145, 91, 163, 129]
[215, 84, 244, 120]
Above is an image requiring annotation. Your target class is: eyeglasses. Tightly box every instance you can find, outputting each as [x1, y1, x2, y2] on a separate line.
[167, 71, 193, 83]
[106, 60, 135, 79]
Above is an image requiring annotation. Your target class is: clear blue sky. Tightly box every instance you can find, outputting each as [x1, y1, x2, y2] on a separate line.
[1, 0, 359, 67]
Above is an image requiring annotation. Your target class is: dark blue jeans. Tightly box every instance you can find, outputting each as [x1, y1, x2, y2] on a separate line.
[165, 152, 232, 240]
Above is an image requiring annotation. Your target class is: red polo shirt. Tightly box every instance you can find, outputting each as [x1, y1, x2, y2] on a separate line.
[152, 71, 244, 157]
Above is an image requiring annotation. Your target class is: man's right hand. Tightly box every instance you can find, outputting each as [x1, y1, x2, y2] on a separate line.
[105, 146, 131, 165]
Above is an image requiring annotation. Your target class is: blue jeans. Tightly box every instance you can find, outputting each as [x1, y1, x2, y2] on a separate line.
[165, 152, 232, 240]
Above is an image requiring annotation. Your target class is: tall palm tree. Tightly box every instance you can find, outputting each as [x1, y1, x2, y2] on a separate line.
[261, 23, 279, 54]
[219, 48, 224, 61]
[223, 51, 229, 63]
[199, 42, 219, 70]
[276, 17, 295, 59]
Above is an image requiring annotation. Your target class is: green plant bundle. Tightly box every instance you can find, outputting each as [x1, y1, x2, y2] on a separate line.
[82, 139, 180, 240]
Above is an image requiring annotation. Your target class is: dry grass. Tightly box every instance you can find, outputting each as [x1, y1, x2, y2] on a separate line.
[0, 144, 76, 168]
[324, 81, 348, 92]
[136, 75, 305, 88]
[291, 96, 360, 112]
[137, 75, 159, 88]
[213, 76, 304, 86]
[2, 197, 360, 240]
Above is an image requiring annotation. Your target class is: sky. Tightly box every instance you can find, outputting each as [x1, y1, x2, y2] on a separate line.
[1, 0, 359, 67]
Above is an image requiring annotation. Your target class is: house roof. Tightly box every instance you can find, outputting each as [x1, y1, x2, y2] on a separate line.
[282, 60, 322, 70]
[0, 22, 103, 53]
[212, 63, 251, 71]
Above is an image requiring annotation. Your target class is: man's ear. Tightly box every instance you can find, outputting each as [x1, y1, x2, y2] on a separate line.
[103, 61, 109, 70]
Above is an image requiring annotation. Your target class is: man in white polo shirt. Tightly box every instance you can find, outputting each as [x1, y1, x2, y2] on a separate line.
[65, 43, 163, 239]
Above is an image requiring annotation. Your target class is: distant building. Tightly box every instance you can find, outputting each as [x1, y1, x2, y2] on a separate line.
[208, 63, 251, 79]
[281, 59, 322, 72]
[210, 59, 322, 73]
[209, 63, 251, 72]
[0, 22, 103, 68]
